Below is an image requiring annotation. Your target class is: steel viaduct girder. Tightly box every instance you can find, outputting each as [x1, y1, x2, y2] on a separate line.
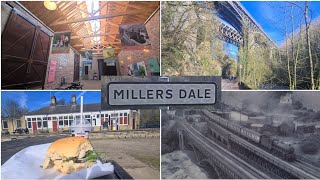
[218, 22, 243, 47]
[213, 1, 277, 48]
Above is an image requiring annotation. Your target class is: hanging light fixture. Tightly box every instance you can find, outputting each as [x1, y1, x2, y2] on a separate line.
[44, 1, 57, 11]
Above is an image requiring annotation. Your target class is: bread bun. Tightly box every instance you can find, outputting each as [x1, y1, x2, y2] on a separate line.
[42, 137, 96, 174]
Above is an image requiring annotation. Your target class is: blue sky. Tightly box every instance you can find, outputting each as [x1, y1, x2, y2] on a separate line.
[224, 42, 239, 61]
[241, 1, 320, 47]
[1, 91, 101, 111]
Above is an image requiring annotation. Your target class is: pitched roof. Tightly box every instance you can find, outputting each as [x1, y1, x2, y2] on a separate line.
[25, 103, 101, 116]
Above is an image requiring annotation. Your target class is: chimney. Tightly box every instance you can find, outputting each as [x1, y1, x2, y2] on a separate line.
[51, 96, 56, 106]
[71, 94, 76, 105]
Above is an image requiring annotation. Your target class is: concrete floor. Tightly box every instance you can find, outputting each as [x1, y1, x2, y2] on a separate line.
[81, 80, 101, 90]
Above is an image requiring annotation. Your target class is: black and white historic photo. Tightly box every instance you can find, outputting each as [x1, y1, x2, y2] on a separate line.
[162, 91, 320, 179]
[119, 23, 151, 47]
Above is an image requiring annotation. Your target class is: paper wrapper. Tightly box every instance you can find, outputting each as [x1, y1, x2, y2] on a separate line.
[2, 143, 114, 179]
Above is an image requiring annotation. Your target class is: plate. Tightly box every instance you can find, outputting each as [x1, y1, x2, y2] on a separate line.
[2, 143, 114, 179]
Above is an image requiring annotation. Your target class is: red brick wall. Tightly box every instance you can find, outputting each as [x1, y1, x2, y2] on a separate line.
[117, 10, 160, 76]
[44, 48, 77, 89]
[146, 9, 160, 63]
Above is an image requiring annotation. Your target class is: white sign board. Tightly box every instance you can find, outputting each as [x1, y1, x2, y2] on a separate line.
[106, 82, 217, 107]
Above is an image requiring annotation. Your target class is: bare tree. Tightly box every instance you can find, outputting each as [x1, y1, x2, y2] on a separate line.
[1, 99, 29, 132]
[287, 1, 315, 89]
[304, 2, 315, 89]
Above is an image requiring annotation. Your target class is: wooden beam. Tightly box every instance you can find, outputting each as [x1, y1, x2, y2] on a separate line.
[91, 2, 108, 16]
[75, 6, 91, 16]
[51, 9, 154, 26]
[73, 42, 121, 47]
[71, 33, 119, 39]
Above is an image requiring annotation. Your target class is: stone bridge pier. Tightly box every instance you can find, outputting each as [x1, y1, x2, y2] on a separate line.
[177, 129, 232, 179]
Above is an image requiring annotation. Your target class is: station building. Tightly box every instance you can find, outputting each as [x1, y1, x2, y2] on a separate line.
[24, 95, 140, 134]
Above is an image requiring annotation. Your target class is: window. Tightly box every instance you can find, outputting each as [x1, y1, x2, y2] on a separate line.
[53, 117, 57, 120]
[2, 120, 8, 129]
[43, 117, 47, 120]
[84, 115, 91, 123]
[76, 115, 80, 119]
[120, 113, 123, 116]
[64, 120, 68, 126]
[16, 119, 21, 128]
[101, 114, 104, 118]
[27, 118, 31, 121]
[124, 112, 128, 125]
[69, 120, 74, 126]
[97, 114, 100, 118]
[37, 121, 42, 128]
[28, 122, 32, 128]
[48, 117, 51, 120]
[59, 116, 63, 120]
[32, 118, 36, 122]
[59, 120, 63, 126]
[37, 117, 42, 121]
[69, 116, 73, 120]
[43, 121, 48, 128]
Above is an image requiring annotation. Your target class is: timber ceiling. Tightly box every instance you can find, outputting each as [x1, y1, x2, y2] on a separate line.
[19, 1, 160, 54]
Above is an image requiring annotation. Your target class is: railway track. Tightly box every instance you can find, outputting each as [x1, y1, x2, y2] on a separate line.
[202, 110, 319, 179]
[178, 119, 270, 179]
[291, 159, 320, 178]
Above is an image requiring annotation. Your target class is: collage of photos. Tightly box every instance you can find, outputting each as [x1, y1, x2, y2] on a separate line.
[1, 0, 320, 180]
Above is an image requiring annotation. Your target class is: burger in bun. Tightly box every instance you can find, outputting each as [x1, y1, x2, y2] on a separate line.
[42, 137, 100, 174]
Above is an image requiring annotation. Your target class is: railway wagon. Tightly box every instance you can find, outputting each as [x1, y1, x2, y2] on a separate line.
[240, 127, 261, 143]
[228, 122, 242, 134]
[218, 117, 229, 128]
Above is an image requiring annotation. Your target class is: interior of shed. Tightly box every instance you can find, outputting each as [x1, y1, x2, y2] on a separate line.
[1, 1, 160, 90]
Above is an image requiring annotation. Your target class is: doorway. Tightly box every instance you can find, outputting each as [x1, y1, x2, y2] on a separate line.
[85, 66, 89, 75]
[52, 121, 58, 132]
[32, 122, 37, 133]
[105, 64, 117, 76]
[98, 59, 117, 79]
[73, 54, 80, 81]
[133, 118, 135, 130]
[1, 8, 52, 89]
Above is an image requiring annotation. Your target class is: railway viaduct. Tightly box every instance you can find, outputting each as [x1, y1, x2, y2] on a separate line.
[176, 110, 320, 179]
[212, 1, 277, 48]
